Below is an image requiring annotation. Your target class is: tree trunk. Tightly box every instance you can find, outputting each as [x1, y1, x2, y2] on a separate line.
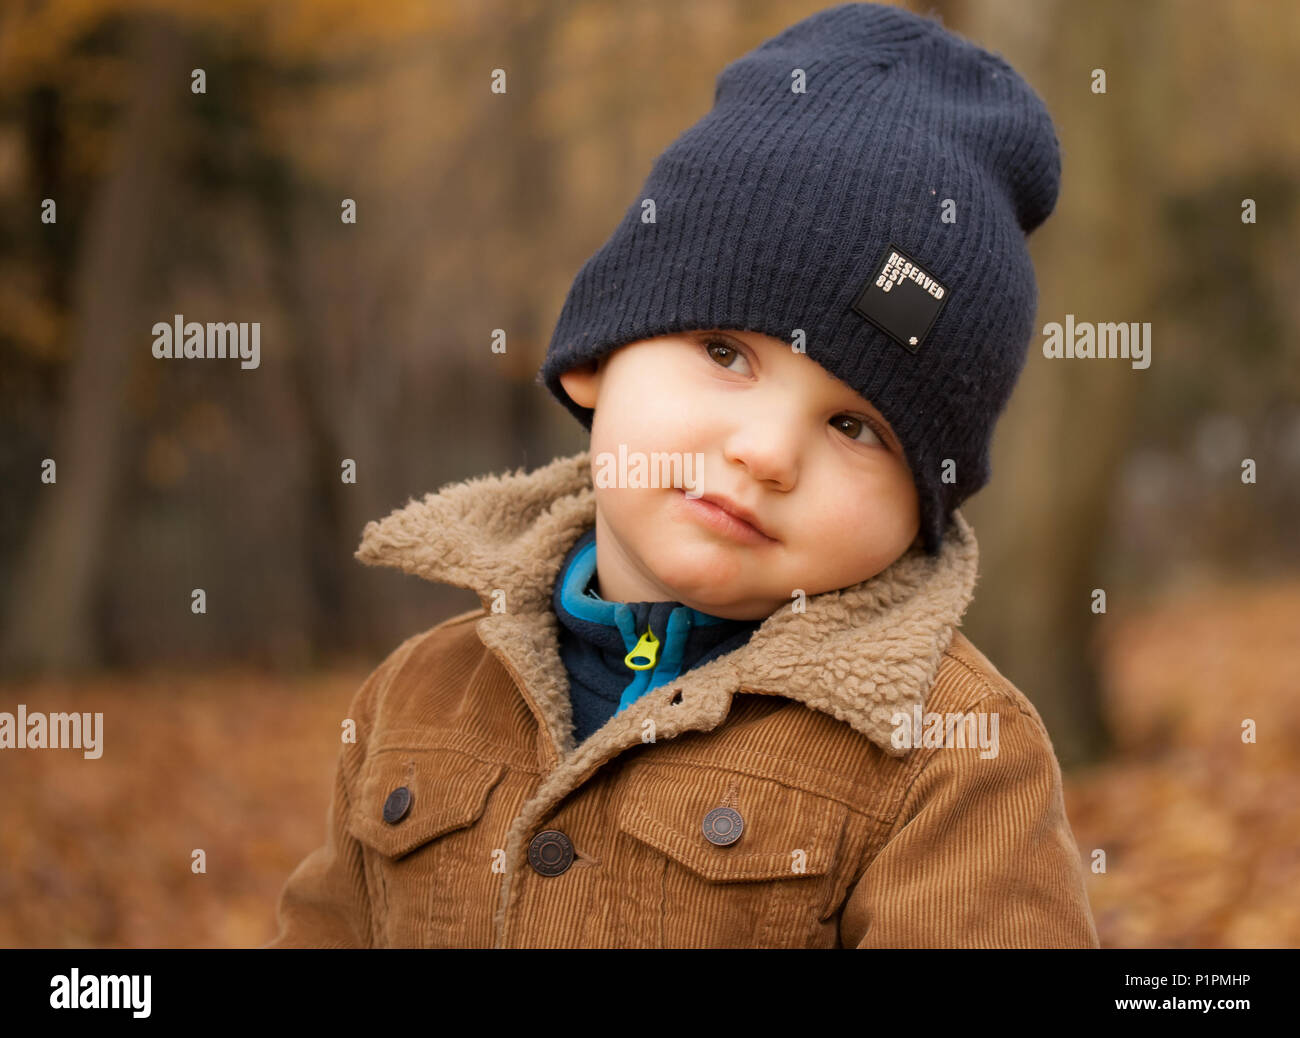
[2, 13, 190, 674]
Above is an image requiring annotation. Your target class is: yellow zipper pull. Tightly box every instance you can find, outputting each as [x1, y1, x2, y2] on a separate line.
[624, 624, 660, 671]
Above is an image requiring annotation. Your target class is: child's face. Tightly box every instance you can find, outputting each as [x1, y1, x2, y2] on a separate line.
[558, 329, 922, 621]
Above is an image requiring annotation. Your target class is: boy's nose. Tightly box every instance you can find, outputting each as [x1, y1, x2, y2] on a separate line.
[720, 425, 799, 491]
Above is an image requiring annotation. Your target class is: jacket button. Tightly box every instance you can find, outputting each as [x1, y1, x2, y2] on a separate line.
[702, 806, 744, 846]
[382, 786, 412, 824]
[528, 829, 575, 876]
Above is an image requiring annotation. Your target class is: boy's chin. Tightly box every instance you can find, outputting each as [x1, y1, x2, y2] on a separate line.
[650, 568, 775, 619]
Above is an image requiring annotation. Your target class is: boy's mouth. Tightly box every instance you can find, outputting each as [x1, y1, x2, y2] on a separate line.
[674, 489, 778, 545]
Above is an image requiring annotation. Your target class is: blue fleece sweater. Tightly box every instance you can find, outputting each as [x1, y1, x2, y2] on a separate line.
[552, 527, 764, 746]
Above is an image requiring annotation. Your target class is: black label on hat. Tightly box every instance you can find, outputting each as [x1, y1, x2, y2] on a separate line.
[850, 243, 950, 354]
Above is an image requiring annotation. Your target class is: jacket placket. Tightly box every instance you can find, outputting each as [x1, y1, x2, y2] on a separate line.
[473, 608, 741, 947]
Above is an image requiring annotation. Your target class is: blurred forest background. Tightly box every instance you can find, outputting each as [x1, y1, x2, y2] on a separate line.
[1, 0, 1298, 948]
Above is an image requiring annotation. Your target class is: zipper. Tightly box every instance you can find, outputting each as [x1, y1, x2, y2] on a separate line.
[624, 623, 660, 671]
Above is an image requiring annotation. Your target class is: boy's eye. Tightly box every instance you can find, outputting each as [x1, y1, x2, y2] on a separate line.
[831, 414, 885, 447]
[703, 339, 752, 375]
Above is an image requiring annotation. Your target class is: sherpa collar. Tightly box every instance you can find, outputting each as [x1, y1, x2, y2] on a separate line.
[353, 450, 980, 760]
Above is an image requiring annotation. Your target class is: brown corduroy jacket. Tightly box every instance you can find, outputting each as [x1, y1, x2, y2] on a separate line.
[264, 451, 1099, 949]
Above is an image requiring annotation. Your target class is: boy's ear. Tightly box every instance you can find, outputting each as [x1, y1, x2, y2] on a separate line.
[558, 357, 603, 410]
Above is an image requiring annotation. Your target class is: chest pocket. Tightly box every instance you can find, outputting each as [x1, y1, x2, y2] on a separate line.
[614, 760, 849, 948]
[347, 745, 505, 947]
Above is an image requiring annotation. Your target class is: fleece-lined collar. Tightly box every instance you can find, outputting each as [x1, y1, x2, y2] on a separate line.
[354, 450, 980, 761]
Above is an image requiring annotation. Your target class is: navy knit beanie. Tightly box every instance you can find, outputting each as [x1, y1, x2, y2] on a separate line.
[537, 1, 1061, 556]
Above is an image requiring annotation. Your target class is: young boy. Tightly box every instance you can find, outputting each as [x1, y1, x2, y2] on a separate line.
[266, 2, 1099, 949]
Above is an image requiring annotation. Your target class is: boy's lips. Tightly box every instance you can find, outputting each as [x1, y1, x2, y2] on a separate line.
[677, 489, 778, 543]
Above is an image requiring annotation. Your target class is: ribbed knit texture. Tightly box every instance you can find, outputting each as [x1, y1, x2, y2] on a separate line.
[538, 2, 1062, 555]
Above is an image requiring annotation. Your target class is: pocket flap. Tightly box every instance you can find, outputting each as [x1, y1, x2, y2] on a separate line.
[347, 746, 505, 859]
[617, 763, 846, 882]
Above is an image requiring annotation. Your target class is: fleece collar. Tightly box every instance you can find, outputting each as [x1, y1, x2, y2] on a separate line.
[353, 450, 980, 760]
